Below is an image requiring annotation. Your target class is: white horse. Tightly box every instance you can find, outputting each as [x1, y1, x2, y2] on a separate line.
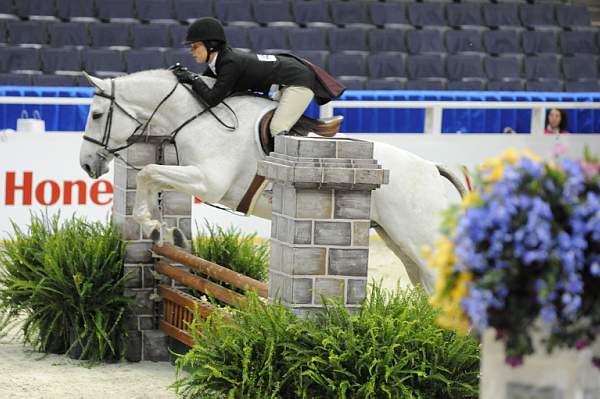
[79, 70, 465, 293]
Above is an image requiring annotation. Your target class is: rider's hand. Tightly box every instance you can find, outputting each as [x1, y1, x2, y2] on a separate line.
[171, 65, 198, 84]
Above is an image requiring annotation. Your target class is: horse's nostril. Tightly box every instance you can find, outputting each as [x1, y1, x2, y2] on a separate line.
[83, 164, 92, 175]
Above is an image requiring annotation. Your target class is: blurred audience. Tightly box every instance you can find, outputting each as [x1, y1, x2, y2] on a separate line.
[544, 108, 569, 135]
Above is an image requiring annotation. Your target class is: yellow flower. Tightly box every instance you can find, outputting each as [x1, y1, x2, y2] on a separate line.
[522, 149, 542, 162]
[482, 164, 504, 183]
[500, 148, 520, 165]
[479, 157, 501, 172]
[461, 191, 481, 209]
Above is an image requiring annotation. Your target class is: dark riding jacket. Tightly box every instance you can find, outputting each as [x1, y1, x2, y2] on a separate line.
[192, 47, 345, 107]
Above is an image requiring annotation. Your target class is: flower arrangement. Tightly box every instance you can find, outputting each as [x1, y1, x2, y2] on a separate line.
[428, 147, 600, 367]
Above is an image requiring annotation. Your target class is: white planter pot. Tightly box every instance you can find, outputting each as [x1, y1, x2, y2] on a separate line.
[481, 329, 600, 399]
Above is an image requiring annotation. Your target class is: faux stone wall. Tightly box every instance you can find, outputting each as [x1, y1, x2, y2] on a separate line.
[258, 136, 388, 316]
[113, 140, 191, 361]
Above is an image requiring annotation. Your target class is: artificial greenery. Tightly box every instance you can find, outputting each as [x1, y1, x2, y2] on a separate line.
[0, 212, 131, 362]
[173, 285, 480, 399]
[191, 221, 269, 286]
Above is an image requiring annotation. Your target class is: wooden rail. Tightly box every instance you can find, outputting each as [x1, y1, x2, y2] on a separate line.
[153, 243, 266, 347]
[152, 243, 268, 298]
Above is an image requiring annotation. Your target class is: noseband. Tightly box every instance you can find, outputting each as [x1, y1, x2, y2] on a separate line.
[82, 76, 238, 169]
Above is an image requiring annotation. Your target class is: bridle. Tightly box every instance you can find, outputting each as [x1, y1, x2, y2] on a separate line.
[82, 77, 238, 170]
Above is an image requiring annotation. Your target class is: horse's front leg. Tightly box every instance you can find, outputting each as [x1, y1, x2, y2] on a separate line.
[132, 163, 228, 247]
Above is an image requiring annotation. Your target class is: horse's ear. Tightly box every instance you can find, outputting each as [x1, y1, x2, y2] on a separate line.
[82, 71, 108, 92]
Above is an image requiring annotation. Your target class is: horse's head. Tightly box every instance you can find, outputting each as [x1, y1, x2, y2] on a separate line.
[79, 72, 143, 178]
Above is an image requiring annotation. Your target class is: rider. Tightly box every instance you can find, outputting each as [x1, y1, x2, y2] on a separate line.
[171, 17, 346, 137]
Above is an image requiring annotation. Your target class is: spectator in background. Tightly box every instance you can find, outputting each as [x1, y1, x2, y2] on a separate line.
[544, 108, 569, 135]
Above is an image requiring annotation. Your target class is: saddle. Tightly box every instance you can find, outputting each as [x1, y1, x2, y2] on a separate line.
[258, 110, 344, 155]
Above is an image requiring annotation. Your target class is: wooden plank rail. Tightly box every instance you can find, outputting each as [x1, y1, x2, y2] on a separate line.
[152, 243, 268, 298]
[156, 260, 245, 307]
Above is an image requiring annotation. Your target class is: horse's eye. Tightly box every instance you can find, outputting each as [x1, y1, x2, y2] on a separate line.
[92, 112, 103, 120]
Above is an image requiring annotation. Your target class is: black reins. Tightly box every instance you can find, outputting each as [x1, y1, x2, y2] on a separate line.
[82, 77, 239, 170]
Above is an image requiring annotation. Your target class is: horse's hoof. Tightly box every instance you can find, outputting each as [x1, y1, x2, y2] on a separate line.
[150, 228, 162, 245]
[172, 228, 188, 249]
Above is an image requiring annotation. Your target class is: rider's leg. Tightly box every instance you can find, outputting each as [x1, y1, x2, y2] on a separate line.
[269, 85, 314, 137]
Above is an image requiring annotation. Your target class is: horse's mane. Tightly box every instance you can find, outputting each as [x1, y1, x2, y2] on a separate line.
[118, 69, 216, 86]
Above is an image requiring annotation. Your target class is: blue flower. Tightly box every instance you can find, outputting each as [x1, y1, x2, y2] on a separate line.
[540, 305, 557, 325]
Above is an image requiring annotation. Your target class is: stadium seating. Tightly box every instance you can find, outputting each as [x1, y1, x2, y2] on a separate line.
[0, 0, 595, 92]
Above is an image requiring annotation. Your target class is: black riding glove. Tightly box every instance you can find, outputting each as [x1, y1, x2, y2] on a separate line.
[169, 64, 199, 85]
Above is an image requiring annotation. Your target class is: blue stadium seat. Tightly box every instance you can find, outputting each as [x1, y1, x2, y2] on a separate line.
[90, 23, 131, 47]
[40, 47, 82, 73]
[49, 22, 90, 47]
[407, 3, 445, 27]
[406, 54, 445, 79]
[288, 28, 327, 51]
[295, 50, 328, 69]
[169, 24, 187, 48]
[519, 4, 556, 28]
[328, 28, 368, 52]
[405, 79, 446, 91]
[292, 1, 333, 27]
[368, 2, 409, 28]
[56, 0, 96, 21]
[254, 0, 295, 26]
[447, 79, 486, 91]
[248, 27, 289, 52]
[330, 1, 372, 27]
[338, 76, 366, 90]
[224, 26, 250, 49]
[524, 55, 561, 80]
[14, 0, 56, 19]
[526, 79, 563, 92]
[83, 49, 125, 76]
[7, 21, 50, 46]
[0, 74, 33, 85]
[406, 29, 444, 54]
[482, 4, 520, 28]
[0, 47, 41, 72]
[564, 80, 600, 92]
[97, 0, 137, 22]
[132, 24, 170, 48]
[328, 53, 367, 77]
[487, 79, 525, 91]
[173, 0, 213, 24]
[484, 55, 522, 79]
[0, 1, 16, 19]
[125, 49, 165, 72]
[0, 20, 7, 44]
[215, 0, 257, 27]
[521, 31, 558, 54]
[483, 30, 520, 55]
[365, 79, 405, 90]
[445, 29, 484, 54]
[135, 0, 176, 23]
[164, 49, 202, 73]
[559, 31, 598, 55]
[562, 55, 598, 80]
[368, 29, 408, 53]
[368, 53, 405, 78]
[556, 5, 591, 29]
[32, 74, 78, 86]
[446, 3, 483, 28]
[446, 54, 485, 80]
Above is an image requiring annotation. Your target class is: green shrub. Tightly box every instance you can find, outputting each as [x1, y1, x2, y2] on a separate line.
[191, 222, 269, 285]
[0, 212, 131, 363]
[173, 285, 480, 399]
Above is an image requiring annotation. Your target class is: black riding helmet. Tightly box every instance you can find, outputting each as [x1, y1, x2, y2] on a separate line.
[185, 17, 227, 45]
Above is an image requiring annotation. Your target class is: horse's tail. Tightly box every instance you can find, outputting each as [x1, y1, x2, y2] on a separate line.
[436, 164, 471, 199]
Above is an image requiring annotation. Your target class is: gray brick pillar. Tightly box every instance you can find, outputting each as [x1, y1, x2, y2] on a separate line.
[112, 139, 191, 361]
[258, 136, 389, 317]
